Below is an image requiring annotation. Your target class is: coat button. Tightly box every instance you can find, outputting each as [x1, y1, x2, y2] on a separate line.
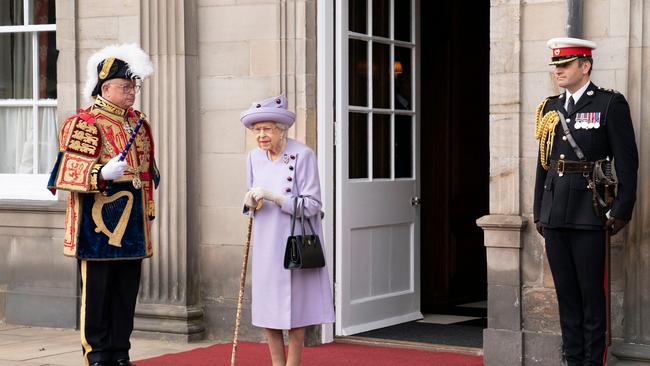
[567, 118, 571, 122]
[289, 166, 294, 171]
[290, 155, 295, 160]
[287, 177, 293, 182]
[285, 187, 292, 193]
[562, 136, 567, 141]
[560, 154, 565, 159]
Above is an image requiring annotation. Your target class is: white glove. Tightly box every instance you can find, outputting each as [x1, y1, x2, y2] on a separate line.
[250, 187, 286, 206]
[243, 190, 259, 209]
[100, 155, 128, 180]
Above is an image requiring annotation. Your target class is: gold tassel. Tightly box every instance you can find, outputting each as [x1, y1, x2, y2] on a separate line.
[537, 110, 560, 171]
[535, 98, 549, 140]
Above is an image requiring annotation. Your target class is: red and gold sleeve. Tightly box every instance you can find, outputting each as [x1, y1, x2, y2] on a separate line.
[51, 116, 104, 193]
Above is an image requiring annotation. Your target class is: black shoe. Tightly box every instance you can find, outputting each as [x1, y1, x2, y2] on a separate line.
[115, 360, 136, 366]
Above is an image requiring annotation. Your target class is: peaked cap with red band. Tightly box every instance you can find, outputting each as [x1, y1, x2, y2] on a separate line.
[547, 37, 597, 65]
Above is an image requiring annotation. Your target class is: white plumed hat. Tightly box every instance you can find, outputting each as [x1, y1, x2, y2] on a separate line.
[83, 43, 154, 104]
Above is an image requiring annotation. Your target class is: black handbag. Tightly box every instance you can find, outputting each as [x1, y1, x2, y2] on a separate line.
[283, 196, 325, 270]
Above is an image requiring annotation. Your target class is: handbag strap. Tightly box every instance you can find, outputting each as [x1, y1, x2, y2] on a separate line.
[298, 195, 318, 237]
[290, 196, 298, 235]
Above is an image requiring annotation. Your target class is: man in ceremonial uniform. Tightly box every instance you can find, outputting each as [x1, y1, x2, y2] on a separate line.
[48, 44, 159, 366]
[534, 38, 638, 365]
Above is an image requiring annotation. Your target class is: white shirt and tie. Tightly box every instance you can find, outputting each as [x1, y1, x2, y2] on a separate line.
[564, 80, 591, 114]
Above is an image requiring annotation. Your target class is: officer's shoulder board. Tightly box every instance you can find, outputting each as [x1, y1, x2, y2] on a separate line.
[597, 86, 621, 95]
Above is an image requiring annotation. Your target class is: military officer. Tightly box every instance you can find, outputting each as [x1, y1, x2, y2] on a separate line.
[48, 44, 158, 366]
[533, 37, 639, 365]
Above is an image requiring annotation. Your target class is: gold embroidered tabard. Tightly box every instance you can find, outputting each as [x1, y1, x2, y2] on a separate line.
[49, 97, 158, 259]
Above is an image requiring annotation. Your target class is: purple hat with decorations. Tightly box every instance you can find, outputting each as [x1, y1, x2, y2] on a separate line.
[240, 95, 296, 129]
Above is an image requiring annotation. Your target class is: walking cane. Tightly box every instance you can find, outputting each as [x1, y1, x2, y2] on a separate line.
[231, 200, 262, 366]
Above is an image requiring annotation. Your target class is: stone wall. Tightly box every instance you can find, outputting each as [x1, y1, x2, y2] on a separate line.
[194, 0, 317, 341]
[0, 203, 71, 328]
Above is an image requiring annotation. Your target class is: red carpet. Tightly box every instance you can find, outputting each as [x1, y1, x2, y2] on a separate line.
[136, 341, 483, 366]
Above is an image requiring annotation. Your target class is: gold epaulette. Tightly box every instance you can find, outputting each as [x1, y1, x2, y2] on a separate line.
[535, 98, 549, 140]
[535, 98, 563, 170]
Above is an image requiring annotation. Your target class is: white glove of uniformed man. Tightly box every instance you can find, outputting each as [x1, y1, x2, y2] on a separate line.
[250, 187, 286, 206]
[100, 155, 128, 181]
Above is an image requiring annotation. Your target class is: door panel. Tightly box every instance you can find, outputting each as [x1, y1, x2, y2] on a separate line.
[335, 0, 421, 336]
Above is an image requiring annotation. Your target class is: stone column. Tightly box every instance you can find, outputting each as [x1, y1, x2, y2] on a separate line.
[480, 1, 526, 365]
[477, 215, 526, 366]
[611, 0, 650, 363]
[133, 0, 204, 341]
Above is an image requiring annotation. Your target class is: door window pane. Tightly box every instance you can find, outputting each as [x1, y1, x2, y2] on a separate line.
[349, 112, 369, 179]
[373, 113, 390, 179]
[372, 0, 389, 38]
[349, 0, 367, 33]
[0, 33, 33, 99]
[395, 115, 413, 178]
[394, 0, 411, 42]
[394, 46, 412, 110]
[38, 31, 57, 99]
[373, 42, 390, 109]
[0, 0, 24, 26]
[349, 39, 368, 107]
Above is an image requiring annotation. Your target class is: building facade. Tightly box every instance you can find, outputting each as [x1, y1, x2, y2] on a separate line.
[1, 0, 650, 365]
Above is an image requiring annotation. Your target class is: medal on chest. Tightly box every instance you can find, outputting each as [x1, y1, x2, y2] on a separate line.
[574, 112, 601, 130]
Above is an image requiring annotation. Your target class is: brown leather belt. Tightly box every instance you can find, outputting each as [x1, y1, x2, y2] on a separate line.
[549, 159, 594, 175]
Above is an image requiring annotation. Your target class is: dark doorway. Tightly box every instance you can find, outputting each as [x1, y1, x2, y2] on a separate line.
[420, 0, 490, 314]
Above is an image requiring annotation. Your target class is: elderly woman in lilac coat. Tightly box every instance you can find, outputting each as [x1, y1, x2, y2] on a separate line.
[241, 95, 335, 366]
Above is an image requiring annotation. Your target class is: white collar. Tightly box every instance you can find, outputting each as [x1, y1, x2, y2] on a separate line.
[565, 81, 591, 107]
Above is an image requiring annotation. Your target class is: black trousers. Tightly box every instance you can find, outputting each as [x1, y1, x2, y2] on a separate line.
[79, 259, 142, 364]
[544, 228, 607, 366]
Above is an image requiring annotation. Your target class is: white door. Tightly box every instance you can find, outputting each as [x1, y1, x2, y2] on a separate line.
[335, 0, 421, 336]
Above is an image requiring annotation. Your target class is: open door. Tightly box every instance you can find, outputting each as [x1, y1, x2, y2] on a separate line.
[335, 0, 421, 336]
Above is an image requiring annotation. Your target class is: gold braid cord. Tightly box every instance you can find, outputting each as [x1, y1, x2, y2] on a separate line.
[535, 98, 560, 171]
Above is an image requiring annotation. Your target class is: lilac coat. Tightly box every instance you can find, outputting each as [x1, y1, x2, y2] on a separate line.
[246, 139, 335, 329]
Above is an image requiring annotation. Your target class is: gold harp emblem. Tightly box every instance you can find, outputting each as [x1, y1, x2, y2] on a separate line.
[92, 191, 134, 247]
